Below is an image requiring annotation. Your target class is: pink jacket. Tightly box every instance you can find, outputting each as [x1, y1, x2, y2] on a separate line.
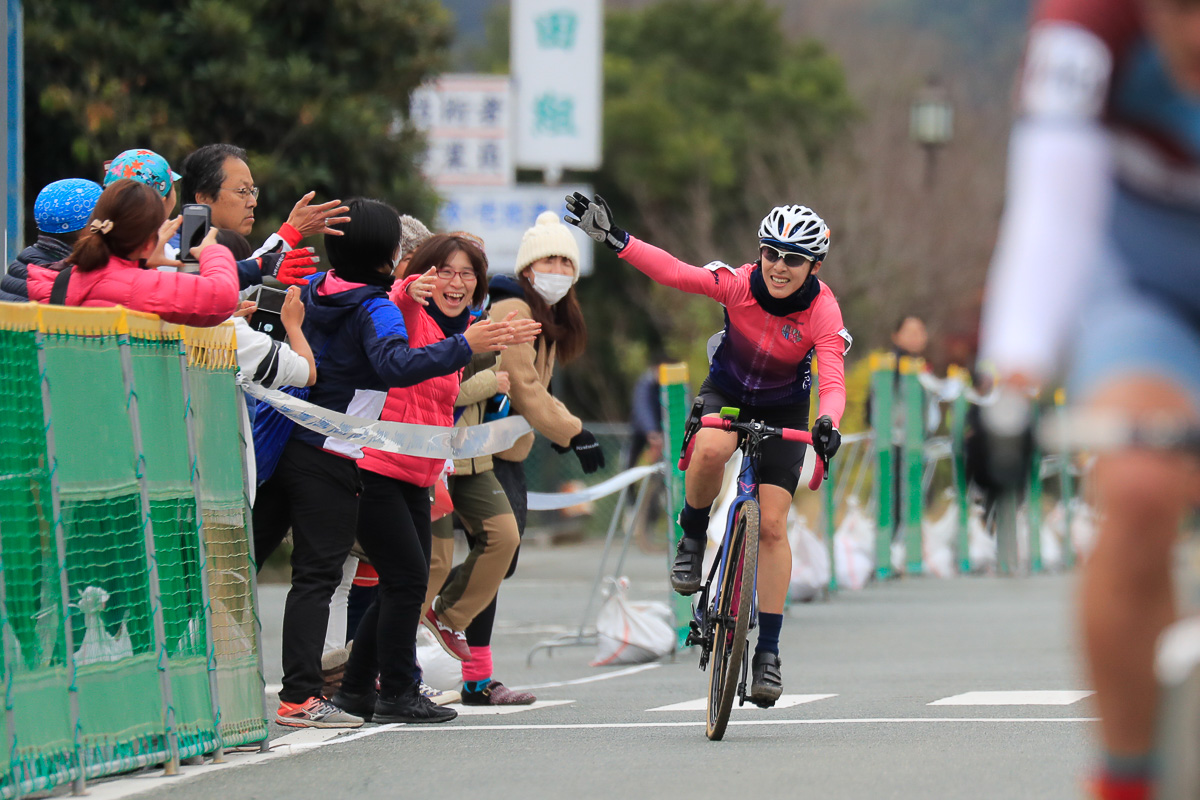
[27, 244, 240, 328]
[620, 236, 849, 425]
[358, 275, 463, 488]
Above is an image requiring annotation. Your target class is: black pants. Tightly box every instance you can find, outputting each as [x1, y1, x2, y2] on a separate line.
[253, 440, 361, 704]
[341, 470, 432, 698]
[459, 458, 527, 648]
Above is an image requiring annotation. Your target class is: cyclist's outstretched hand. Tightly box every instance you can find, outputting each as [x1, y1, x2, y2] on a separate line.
[812, 415, 841, 463]
[552, 428, 606, 474]
[564, 192, 628, 252]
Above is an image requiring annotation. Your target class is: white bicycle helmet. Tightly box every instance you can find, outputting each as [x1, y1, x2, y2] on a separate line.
[758, 205, 831, 260]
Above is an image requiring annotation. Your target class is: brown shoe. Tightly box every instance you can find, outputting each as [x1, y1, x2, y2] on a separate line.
[321, 644, 351, 697]
[421, 607, 472, 662]
[460, 681, 536, 706]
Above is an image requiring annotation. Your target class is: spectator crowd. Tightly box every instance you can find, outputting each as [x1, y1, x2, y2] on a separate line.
[1, 145, 607, 727]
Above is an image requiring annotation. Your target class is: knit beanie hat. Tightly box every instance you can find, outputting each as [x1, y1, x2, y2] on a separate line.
[515, 211, 581, 283]
[398, 215, 434, 258]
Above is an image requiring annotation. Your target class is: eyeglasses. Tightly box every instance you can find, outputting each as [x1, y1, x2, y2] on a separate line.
[436, 267, 478, 283]
[220, 186, 259, 201]
[760, 245, 814, 268]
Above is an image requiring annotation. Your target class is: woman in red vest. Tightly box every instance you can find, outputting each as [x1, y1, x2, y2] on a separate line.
[331, 234, 539, 724]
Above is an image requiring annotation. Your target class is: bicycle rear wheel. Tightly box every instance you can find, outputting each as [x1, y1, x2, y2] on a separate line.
[706, 500, 760, 740]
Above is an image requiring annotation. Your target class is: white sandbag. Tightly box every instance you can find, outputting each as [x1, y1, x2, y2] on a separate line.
[788, 514, 830, 602]
[968, 502, 997, 572]
[922, 494, 958, 579]
[416, 626, 463, 691]
[833, 498, 875, 591]
[1040, 501, 1067, 571]
[592, 577, 675, 666]
[1070, 498, 1098, 560]
[75, 586, 132, 666]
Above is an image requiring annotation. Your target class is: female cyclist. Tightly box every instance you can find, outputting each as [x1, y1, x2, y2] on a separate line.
[566, 194, 850, 706]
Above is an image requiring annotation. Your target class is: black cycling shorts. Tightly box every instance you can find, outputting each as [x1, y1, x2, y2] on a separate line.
[695, 378, 808, 495]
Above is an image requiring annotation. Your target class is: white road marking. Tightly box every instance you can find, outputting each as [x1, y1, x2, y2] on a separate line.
[648, 694, 836, 712]
[929, 691, 1093, 706]
[367, 717, 1099, 733]
[511, 662, 662, 690]
[448, 699, 575, 716]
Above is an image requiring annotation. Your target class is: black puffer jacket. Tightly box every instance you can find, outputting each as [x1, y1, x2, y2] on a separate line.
[0, 236, 73, 302]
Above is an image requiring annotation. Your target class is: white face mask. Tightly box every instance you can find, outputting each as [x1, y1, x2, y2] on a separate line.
[530, 271, 573, 305]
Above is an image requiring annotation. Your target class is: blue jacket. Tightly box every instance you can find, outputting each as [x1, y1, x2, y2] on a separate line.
[1, 236, 73, 301]
[289, 271, 473, 457]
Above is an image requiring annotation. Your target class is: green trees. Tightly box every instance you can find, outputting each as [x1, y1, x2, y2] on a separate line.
[24, 0, 452, 239]
[564, 0, 857, 418]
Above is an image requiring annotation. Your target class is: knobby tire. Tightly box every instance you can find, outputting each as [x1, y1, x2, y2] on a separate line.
[706, 500, 759, 741]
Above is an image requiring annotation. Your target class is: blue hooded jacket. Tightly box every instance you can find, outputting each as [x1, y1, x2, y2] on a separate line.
[288, 271, 473, 457]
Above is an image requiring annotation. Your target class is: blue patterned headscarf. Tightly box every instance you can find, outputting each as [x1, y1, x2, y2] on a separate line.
[33, 179, 104, 234]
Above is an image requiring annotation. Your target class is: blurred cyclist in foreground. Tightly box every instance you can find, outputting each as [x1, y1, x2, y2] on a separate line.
[978, 2, 1200, 797]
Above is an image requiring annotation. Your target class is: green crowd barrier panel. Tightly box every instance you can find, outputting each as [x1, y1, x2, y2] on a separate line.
[0, 303, 267, 797]
[658, 363, 692, 649]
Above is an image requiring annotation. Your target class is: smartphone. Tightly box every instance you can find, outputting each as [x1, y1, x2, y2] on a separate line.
[179, 204, 211, 266]
[249, 285, 288, 342]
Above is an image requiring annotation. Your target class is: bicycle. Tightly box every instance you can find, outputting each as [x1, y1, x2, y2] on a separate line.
[676, 400, 826, 740]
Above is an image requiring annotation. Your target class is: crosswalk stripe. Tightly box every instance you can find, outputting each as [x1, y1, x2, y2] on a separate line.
[648, 694, 837, 712]
[929, 691, 1093, 706]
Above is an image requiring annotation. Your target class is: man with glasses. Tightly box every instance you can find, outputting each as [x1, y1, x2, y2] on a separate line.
[567, 195, 851, 706]
[177, 143, 349, 285]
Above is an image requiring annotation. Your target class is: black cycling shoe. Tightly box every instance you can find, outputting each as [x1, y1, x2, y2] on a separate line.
[749, 651, 783, 708]
[329, 686, 377, 723]
[373, 689, 458, 724]
[670, 536, 705, 595]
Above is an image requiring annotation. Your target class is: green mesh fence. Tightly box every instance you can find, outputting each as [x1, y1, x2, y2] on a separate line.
[40, 329, 170, 777]
[0, 305, 267, 797]
[0, 322, 74, 796]
[185, 331, 268, 748]
[128, 332, 218, 760]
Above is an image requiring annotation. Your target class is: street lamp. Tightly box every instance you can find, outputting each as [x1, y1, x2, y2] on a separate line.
[910, 77, 954, 188]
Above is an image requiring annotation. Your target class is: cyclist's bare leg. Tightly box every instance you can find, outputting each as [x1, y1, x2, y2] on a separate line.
[683, 424, 738, 510]
[755, 485, 793, 615]
[1082, 376, 1199, 759]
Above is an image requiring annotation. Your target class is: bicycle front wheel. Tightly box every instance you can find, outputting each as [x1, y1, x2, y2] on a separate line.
[706, 499, 760, 741]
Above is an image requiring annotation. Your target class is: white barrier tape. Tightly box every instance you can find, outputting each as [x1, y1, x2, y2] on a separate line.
[527, 464, 665, 511]
[240, 380, 533, 460]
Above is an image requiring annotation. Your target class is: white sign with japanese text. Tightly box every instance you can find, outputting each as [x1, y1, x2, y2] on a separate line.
[512, 0, 603, 171]
[437, 184, 594, 276]
[410, 74, 513, 187]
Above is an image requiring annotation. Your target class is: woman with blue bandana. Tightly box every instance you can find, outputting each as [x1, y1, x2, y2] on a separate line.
[0, 178, 103, 302]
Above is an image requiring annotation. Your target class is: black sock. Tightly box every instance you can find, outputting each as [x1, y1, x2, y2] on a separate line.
[679, 502, 711, 541]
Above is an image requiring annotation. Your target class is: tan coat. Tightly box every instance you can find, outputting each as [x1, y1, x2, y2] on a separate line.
[489, 296, 582, 462]
[451, 350, 501, 475]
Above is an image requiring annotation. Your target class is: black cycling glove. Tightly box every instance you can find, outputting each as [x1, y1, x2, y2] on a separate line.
[552, 429, 606, 474]
[564, 192, 628, 252]
[812, 415, 841, 462]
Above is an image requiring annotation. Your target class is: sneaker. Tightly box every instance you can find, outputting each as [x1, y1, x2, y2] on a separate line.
[275, 696, 363, 728]
[373, 690, 458, 724]
[461, 681, 536, 706]
[329, 686, 376, 723]
[421, 607, 472, 662]
[419, 682, 461, 706]
[670, 536, 705, 595]
[748, 652, 783, 708]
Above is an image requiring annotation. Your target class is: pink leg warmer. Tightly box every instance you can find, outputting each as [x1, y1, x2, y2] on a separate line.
[461, 645, 493, 683]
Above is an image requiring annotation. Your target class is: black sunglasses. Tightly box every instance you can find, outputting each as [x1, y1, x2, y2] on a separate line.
[760, 244, 814, 269]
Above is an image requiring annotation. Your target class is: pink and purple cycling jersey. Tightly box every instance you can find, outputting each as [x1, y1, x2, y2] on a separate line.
[619, 236, 849, 426]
